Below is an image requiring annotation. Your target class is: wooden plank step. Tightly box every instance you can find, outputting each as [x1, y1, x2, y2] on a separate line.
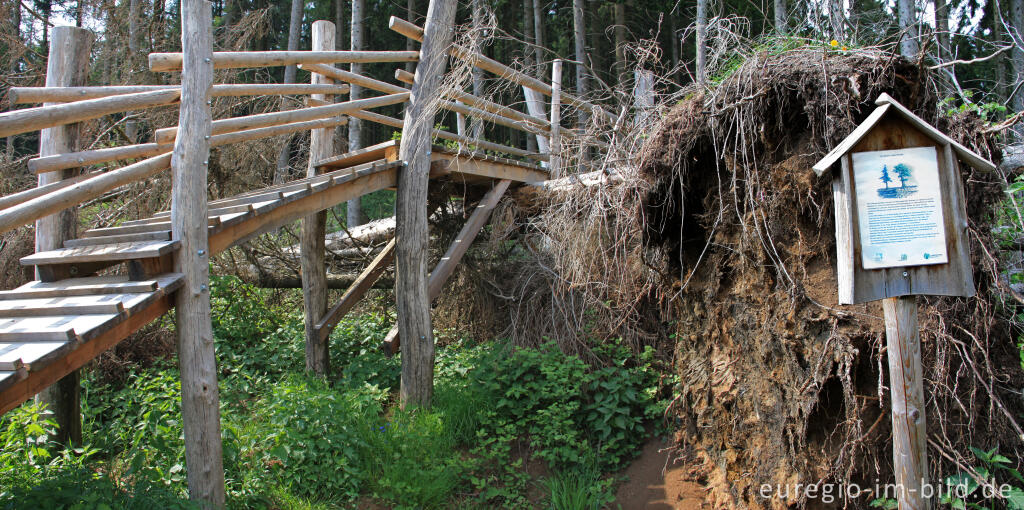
[20, 240, 180, 266]
[151, 203, 254, 219]
[315, 140, 397, 170]
[0, 314, 119, 342]
[64, 230, 172, 248]
[0, 298, 125, 318]
[0, 341, 70, 371]
[98, 215, 220, 231]
[208, 191, 284, 209]
[0, 276, 163, 301]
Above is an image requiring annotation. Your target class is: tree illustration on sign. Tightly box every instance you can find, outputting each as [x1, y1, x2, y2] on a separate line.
[880, 164, 892, 189]
[877, 162, 918, 199]
[893, 163, 912, 188]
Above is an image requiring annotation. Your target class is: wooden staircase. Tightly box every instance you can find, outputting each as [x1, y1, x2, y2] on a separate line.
[0, 146, 544, 415]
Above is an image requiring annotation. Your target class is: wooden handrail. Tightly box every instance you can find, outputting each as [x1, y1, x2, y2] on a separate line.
[0, 154, 171, 236]
[388, 16, 616, 123]
[31, 116, 351, 175]
[348, 109, 547, 161]
[149, 50, 419, 72]
[153, 91, 408, 144]
[10, 83, 350, 103]
[0, 89, 181, 139]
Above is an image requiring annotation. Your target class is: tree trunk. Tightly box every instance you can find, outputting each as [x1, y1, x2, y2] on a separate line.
[405, 0, 418, 74]
[934, 0, 949, 61]
[470, 0, 485, 140]
[396, 0, 457, 409]
[273, 0, 304, 185]
[613, 2, 626, 87]
[829, 0, 844, 41]
[173, 0, 225, 506]
[669, 11, 680, 80]
[6, 1, 21, 160]
[302, 20, 334, 376]
[532, 0, 545, 79]
[1012, 0, 1023, 141]
[335, 0, 347, 155]
[572, 0, 588, 127]
[696, 0, 707, 85]
[898, 0, 919, 57]
[34, 26, 93, 448]
[348, 0, 366, 227]
[523, 0, 537, 153]
[774, 0, 786, 33]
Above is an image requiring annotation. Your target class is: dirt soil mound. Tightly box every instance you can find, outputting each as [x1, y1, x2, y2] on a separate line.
[637, 48, 1021, 508]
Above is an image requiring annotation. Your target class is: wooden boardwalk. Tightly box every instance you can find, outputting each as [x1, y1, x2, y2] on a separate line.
[0, 145, 543, 415]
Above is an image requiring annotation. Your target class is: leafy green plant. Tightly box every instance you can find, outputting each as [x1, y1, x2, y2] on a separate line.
[253, 374, 383, 502]
[940, 447, 1024, 510]
[543, 463, 616, 510]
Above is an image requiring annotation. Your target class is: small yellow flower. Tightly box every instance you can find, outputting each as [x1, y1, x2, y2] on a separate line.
[830, 39, 839, 47]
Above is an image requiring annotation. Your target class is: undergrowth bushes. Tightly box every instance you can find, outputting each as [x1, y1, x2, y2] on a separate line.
[0, 275, 672, 509]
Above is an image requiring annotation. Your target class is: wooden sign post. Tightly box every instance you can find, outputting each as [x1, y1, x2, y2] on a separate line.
[814, 93, 995, 510]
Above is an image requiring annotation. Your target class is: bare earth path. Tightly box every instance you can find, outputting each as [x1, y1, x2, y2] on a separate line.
[614, 437, 708, 510]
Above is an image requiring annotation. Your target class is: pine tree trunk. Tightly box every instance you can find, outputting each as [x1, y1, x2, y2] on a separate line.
[829, 0, 844, 41]
[572, 0, 588, 127]
[405, 0, 417, 74]
[470, 0, 485, 140]
[348, 0, 366, 227]
[532, 0, 545, 79]
[273, 0, 304, 185]
[396, 0, 458, 409]
[934, 0, 949, 61]
[898, 0, 919, 57]
[774, 0, 786, 33]
[613, 2, 626, 87]
[696, 0, 707, 85]
[669, 11, 679, 80]
[1012, 0, 1023, 140]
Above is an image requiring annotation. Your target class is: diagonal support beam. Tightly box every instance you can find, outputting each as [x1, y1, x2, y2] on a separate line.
[315, 237, 396, 343]
[383, 179, 511, 355]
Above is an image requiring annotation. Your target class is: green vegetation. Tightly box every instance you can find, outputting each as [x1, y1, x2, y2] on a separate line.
[0, 275, 672, 509]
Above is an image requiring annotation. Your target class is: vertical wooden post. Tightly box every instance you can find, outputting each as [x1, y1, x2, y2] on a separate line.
[522, 86, 550, 155]
[548, 59, 562, 177]
[396, 0, 457, 409]
[882, 296, 930, 510]
[632, 69, 654, 129]
[172, 0, 225, 506]
[302, 20, 333, 376]
[34, 25, 92, 447]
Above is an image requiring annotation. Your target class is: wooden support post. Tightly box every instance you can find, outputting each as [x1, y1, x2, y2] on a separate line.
[382, 180, 512, 354]
[522, 86, 550, 155]
[395, 0, 457, 409]
[549, 59, 563, 177]
[172, 0, 225, 506]
[301, 20, 334, 376]
[33, 25, 93, 447]
[882, 296, 930, 510]
[632, 69, 655, 129]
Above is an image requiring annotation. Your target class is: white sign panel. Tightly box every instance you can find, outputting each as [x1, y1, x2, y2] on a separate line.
[853, 146, 948, 270]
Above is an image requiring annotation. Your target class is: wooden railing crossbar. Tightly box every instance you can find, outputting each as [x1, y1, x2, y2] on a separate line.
[152, 92, 408, 144]
[10, 84, 351, 104]
[388, 16, 616, 123]
[149, 50, 419, 72]
[0, 89, 182, 139]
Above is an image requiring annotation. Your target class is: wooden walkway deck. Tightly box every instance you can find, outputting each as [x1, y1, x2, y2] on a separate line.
[0, 144, 544, 415]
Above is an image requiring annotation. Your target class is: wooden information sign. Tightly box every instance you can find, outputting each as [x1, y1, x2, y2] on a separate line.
[813, 93, 995, 510]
